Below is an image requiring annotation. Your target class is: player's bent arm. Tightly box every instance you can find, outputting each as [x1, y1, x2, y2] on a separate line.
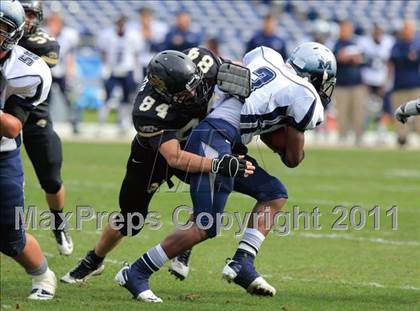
[159, 138, 212, 173]
[159, 139, 255, 177]
[282, 126, 305, 168]
[0, 111, 23, 138]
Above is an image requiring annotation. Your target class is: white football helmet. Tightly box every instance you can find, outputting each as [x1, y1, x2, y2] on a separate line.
[287, 42, 337, 107]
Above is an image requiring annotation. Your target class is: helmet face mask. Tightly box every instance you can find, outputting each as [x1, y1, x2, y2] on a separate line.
[0, 0, 26, 52]
[24, 10, 41, 35]
[20, 1, 43, 36]
[318, 76, 336, 106]
[0, 19, 24, 51]
[147, 50, 207, 114]
[173, 68, 203, 105]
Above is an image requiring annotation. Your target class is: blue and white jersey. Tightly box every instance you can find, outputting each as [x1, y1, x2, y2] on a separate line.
[1, 45, 52, 152]
[97, 27, 143, 78]
[240, 46, 324, 144]
[208, 46, 324, 145]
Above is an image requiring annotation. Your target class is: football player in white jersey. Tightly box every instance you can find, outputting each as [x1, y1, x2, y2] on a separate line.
[395, 98, 420, 124]
[115, 43, 337, 302]
[0, 0, 56, 300]
[97, 15, 142, 132]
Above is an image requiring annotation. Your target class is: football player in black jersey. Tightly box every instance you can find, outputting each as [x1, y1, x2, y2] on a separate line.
[19, 0, 73, 256]
[61, 47, 253, 286]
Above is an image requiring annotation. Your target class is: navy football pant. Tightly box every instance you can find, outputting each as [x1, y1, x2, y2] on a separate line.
[185, 118, 288, 238]
[0, 149, 26, 257]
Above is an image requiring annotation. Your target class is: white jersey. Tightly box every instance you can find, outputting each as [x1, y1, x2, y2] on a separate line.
[209, 46, 324, 145]
[50, 27, 79, 78]
[98, 28, 143, 77]
[1, 45, 52, 152]
[128, 20, 169, 68]
[358, 34, 394, 87]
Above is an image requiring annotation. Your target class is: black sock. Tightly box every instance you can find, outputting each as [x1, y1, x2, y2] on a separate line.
[51, 210, 65, 231]
[88, 249, 104, 265]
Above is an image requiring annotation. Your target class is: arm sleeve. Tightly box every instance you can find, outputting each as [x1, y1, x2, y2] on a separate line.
[3, 101, 30, 124]
[147, 131, 178, 150]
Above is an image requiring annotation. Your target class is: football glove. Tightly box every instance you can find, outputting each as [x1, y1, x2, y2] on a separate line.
[395, 99, 420, 124]
[211, 154, 248, 177]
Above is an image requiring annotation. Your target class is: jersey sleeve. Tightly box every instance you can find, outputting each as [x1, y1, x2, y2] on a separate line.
[285, 92, 324, 132]
[19, 31, 61, 68]
[39, 40, 60, 68]
[5, 74, 50, 110]
[135, 112, 178, 150]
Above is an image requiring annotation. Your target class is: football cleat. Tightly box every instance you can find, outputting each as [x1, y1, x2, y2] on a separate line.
[53, 229, 74, 256]
[28, 268, 57, 300]
[222, 259, 276, 297]
[115, 265, 162, 303]
[60, 251, 104, 284]
[168, 249, 191, 280]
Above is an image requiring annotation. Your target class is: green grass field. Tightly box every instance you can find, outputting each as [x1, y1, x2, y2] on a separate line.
[1, 142, 419, 311]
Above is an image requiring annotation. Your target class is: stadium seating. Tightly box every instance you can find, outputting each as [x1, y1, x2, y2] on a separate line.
[43, 0, 420, 60]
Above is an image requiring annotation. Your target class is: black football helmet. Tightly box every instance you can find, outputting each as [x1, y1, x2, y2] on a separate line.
[147, 50, 207, 114]
[20, 0, 43, 36]
[0, 0, 25, 51]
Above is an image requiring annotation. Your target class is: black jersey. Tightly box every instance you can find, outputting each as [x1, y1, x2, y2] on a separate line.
[18, 30, 60, 121]
[133, 47, 223, 149]
[19, 30, 60, 68]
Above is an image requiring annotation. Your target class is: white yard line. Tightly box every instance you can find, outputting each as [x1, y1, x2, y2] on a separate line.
[280, 275, 420, 291]
[294, 232, 420, 247]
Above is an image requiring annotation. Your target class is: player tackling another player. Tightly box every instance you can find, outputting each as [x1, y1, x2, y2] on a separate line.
[61, 47, 255, 285]
[114, 43, 337, 302]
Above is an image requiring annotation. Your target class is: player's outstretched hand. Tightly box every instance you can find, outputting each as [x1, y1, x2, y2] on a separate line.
[211, 155, 255, 177]
[395, 99, 420, 124]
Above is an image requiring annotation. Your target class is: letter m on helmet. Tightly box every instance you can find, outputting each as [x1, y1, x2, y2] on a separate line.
[318, 59, 332, 70]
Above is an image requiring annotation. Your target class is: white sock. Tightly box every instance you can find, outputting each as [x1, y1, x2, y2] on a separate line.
[146, 244, 169, 269]
[238, 228, 265, 256]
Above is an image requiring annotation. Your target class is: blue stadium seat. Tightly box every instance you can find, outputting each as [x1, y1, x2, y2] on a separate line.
[42, 0, 420, 60]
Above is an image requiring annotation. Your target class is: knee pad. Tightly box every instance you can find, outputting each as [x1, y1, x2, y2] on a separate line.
[40, 179, 62, 194]
[0, 226, 26, 257]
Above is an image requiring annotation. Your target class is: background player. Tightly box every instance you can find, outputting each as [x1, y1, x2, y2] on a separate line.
[18, 0, 73, 256]
[61, 47, 253, 287]
[115, 43, 337, 302]
[0, 0, 56, 299]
